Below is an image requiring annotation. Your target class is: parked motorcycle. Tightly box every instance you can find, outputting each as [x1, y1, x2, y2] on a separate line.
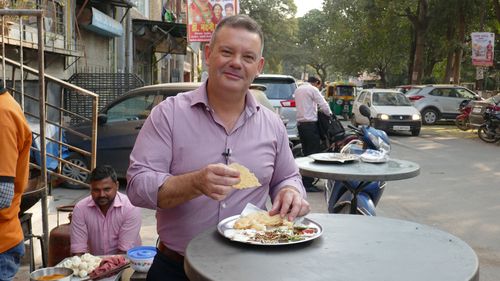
[324, 104, 391, 215]
[455, 100, 472, 131]
[477, 104, 500, 143]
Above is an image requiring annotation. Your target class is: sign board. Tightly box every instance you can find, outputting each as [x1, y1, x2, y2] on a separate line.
[187, 0, 239, 42]
[476, 67, 484, 80]
[471, 32, 495, 67]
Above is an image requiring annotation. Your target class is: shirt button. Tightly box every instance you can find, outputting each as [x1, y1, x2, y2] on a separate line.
[221, 202, 227, 208]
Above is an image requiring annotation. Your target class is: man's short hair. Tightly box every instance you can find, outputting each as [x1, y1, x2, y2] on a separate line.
[224, 3, 233, 9]
[307, 76, 321, 84]
[89, 165, 117, 182]
[210, 14, 264, 55]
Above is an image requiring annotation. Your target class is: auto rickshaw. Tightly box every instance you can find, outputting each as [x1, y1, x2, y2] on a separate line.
[325, 82, 356, 120]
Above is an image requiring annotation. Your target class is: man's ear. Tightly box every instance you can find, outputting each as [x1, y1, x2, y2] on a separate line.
[256, 57, 265, 76]
[204, 44, 212, 66]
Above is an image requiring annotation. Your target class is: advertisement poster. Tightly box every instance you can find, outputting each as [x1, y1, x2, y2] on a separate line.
[187, 0, 239, 42]
[471, 32, 495, 67]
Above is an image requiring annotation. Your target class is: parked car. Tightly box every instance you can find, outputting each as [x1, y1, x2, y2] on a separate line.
[352, 89, 422, 136]
[405, 84, 482, 125]
[62, 82, 201, 188]
[469, 93, 500, 128]
[253, 74, 298, 140]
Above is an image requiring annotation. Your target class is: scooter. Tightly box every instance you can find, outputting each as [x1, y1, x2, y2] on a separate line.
[324, 104, 391, 215]
[455, 100, 472, 131]
[478, 104, 500, 143]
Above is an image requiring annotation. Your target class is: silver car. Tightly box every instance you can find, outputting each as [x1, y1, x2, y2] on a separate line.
[253, 74, 298, 141]
[405, 84, 482, 125]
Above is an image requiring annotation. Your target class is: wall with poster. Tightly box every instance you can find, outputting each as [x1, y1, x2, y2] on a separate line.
[187, 0, 239, 42]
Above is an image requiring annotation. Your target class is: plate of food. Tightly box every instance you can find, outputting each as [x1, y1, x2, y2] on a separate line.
[309, 153, 359, 164]
[218, 211, 322, 245]
[56, 253, 127, 281]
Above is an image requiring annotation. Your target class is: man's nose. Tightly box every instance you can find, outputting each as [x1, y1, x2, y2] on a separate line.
[228, 55, 243, 68]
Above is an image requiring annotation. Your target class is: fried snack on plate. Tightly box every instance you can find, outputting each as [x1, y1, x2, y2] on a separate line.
[229, 163, 261, 189]
[234, 211, 290, 230]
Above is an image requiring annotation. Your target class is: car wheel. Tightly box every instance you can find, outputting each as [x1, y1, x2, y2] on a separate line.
[350, 114, 357, 126]
[421, 108, 439, 125]
[411, 127, 421, 136]
[61, 152, 89, 189]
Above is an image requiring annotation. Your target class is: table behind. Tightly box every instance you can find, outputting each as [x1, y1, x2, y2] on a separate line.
[185, 214, 478, 281]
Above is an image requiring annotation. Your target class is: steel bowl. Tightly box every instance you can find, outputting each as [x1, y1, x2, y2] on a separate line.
[29, 267, 73, 281]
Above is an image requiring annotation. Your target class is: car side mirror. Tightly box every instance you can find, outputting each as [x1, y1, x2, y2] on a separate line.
[98, 114, 108, 125]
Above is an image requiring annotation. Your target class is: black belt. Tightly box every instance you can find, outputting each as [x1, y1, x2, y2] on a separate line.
[158, 242, 184, 263]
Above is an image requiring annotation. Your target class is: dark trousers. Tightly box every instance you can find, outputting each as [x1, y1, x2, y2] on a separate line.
[146, 249, 188, 281]
[297, 121, 323, 187]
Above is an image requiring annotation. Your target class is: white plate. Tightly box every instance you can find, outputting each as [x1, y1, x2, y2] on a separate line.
[217, 215, 323, 246]
[309, 153, 359, 163]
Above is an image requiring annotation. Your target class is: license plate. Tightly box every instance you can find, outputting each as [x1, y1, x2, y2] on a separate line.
[472, 107, 482, 113]
[343, 105, 349, 110]
[393, 126, 410, 131]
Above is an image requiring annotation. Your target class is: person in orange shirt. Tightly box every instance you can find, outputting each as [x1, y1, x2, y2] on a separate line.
[0, 82, 32, 281]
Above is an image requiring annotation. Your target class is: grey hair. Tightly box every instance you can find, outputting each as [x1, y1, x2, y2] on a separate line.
[209, 14, 264, 56]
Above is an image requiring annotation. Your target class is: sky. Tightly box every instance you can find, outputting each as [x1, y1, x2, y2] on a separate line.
[294, 0, 323, 17]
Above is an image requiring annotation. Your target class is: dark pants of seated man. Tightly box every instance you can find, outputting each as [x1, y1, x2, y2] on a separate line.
[146, 249, 188, 281]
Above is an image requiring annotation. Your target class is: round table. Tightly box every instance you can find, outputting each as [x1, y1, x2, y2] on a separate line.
[295, 157, 420, 181]
[184, 214, 479, 281]
[296, 156, 420, 214]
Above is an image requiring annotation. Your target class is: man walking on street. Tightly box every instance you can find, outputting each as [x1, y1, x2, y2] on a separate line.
[295, 76, 332, 192]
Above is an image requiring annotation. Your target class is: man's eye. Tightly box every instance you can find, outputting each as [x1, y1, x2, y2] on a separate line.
[221, 50, 231, 56]
[244, 55, 255, 62]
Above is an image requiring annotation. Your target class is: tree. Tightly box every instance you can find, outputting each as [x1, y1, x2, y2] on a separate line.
[239, 0, 298, 73]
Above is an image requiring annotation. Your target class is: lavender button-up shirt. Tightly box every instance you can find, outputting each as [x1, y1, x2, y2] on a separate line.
[70, 192, 142, 255]
[126, 82, 305, 255]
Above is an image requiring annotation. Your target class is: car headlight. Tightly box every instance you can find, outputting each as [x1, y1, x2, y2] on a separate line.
[378, 114, 390, 120]
[412, 114, 421, 120]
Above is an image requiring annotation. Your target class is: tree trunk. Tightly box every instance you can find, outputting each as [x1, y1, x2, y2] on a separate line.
[452, 5, 465, 84]
[443, 25, 455, 83]
[409, 0, 429, 84]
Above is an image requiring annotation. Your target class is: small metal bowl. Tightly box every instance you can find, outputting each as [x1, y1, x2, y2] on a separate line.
[29, 267, 73, 281]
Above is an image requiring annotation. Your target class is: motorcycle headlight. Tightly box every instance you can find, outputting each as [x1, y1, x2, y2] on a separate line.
[350, 100, 354, 105]
[412, 114, 421, 120]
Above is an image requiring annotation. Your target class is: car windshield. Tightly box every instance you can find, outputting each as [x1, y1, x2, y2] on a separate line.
[336, 86, 355, 96]
[252, 78, 295, 100]
[372, 92, 412, 106]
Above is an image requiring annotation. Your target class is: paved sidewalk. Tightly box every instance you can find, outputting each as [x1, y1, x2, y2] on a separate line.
[16, 181, 327, 279]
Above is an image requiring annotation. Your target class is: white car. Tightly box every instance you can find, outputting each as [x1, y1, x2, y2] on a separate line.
[352, 89, 422, 136]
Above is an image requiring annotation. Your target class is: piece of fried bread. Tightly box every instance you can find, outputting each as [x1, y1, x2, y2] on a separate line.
[233, 211, 290, 230]
[229, 163, 261, 189]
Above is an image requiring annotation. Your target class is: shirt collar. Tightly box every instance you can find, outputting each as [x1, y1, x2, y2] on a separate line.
[188, 80, 260, 115]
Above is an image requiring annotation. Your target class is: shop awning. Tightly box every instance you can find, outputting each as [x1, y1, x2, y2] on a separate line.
[133, 19, 187, 55]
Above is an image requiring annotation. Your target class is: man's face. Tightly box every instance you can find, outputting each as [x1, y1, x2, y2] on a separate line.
[90, 177, 118, 209]
[225, 7, 234, 16]
[205, 26, 264, 94]
[314, 81, 322, 90]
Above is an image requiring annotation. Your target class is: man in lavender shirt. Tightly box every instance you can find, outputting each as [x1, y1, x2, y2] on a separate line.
[127, 14, 310, 281]
[71, 165, 141, 256]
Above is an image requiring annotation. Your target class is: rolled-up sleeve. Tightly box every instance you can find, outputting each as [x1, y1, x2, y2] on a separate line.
[70, 204, 88, 254]
[118, 205, 142, 252]
[126, 102, 174, 209]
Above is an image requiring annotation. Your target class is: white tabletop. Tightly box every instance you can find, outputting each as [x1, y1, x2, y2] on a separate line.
[295, 156, 420, 181]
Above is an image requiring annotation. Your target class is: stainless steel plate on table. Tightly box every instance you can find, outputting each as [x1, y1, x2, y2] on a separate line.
[309, 153, 359, 164]
[217, 215, 323, 246]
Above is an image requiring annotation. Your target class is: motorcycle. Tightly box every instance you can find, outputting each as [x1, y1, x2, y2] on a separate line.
[324, 104, 391, 215]
[477, 104, 500, 143]
[455, 100, 472, 131]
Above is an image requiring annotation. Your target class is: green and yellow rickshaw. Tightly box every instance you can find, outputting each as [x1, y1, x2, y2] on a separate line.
[325, 82, 356, 120]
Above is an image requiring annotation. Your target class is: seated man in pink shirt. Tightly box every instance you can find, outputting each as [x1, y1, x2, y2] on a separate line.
[71, 165, 142, 256]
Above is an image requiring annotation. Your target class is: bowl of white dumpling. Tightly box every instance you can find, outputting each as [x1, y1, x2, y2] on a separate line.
[59, 253, 102, 278]
[127, 246, 156, 273]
